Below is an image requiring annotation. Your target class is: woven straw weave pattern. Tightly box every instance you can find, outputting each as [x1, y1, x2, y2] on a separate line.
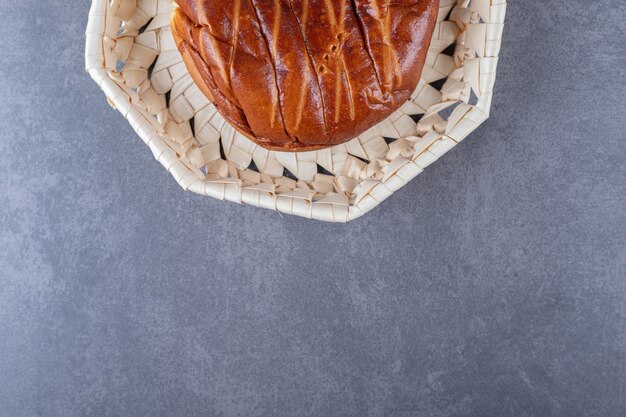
[85, 0, 506, 222]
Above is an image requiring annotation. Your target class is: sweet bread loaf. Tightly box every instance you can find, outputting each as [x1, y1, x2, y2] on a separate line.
[171, 0, 439, 151]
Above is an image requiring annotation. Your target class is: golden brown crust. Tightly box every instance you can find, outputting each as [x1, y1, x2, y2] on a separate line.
[171, 0, 439, 152]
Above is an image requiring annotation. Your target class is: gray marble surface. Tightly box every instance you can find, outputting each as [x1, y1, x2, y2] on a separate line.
[1, 1, 625, 416]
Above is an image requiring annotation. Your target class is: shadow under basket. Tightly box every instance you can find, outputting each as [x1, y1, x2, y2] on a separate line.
[85, 0, 507, 222]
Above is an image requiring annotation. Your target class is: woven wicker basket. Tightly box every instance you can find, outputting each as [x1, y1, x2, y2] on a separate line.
[85, 0, 506, 222]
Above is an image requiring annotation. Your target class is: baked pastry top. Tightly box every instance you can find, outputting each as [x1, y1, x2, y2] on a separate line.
[171, 0, 439, 151]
